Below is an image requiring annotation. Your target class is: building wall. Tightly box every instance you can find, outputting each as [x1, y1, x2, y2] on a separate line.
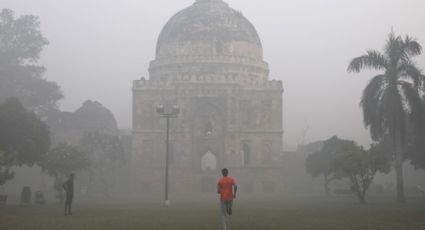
[132, 78, 284, 196]
[131, 0, 284, 199]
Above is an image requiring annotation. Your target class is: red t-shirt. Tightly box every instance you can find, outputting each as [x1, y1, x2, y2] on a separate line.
[217, 176, 236, 201]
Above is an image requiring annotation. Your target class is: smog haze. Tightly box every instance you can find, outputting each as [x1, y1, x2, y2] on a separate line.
[2, 0, 425, 149]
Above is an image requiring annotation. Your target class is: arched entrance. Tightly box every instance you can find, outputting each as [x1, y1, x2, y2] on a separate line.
[201, 151, 217, 172]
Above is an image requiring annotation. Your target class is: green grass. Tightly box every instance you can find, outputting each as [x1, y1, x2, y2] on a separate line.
[1, 197, 425, 230]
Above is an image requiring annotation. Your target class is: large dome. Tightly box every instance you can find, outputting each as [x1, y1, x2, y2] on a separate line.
[149, 0, 269, 81]
[155, 0, 263, 60]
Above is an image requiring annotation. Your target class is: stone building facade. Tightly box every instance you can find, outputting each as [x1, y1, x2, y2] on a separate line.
[132, 0, 284, 198]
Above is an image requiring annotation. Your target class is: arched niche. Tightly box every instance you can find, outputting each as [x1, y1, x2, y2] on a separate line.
[242, 142, 251, 165]
[201, 151, 217, 172]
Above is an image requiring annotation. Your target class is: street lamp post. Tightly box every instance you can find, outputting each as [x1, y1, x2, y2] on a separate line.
[156, 104, 180, 206]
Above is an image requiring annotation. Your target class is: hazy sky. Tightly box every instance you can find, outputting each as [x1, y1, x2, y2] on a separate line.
[2, 0, 425, 150]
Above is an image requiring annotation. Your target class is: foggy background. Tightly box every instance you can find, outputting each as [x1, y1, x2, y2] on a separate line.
[2, 0, 425, 150]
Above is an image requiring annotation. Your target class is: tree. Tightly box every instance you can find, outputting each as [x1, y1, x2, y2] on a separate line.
[40, 143, 90, 202]
[306, 146, 336, 196]
[0, 97, 50, 166]
[0, 9, 62, 115]
[79, 132, 125, 197]
[0, 97, 50, 187]
[306, 136, 355, 196]
[406, 94, 425, 169]
[306, 151, 335, 196]
[79, 132, 125, 166]
[333, 144, 391, 204]
[0, 150, 14, 186]
[347, 32, 425, 202]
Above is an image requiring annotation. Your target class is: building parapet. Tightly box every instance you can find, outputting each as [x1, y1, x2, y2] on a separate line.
[132, 79, 175, 90]
[133, 79, 282, 90]
[241, 80, 283, 89]
[149, 55, 269, 70]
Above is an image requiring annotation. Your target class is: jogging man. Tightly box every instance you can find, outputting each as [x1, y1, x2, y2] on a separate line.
[217, 168, 237, 230]
[63, 173, 75, 216]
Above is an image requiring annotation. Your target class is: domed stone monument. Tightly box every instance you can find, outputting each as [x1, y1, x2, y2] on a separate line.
[133, 0, 284, 199]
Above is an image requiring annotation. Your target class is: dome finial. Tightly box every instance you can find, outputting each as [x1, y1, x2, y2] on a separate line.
[194, 0, 227, 6]
[195, 0, 223, 3]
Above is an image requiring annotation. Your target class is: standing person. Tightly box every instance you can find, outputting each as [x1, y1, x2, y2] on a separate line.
[63, 173, 75, 216]
[217, 168, 237, 230]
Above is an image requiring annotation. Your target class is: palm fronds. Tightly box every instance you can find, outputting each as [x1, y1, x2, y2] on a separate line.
[403, 35, 422, 57]
[348, 50, 387, 73]
[398, 62, 424, 87]
[360, 75, 387, 141]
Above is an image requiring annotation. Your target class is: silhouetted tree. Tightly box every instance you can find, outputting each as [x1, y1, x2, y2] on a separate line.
[79, 132, 125, 197]
[348, 32, 425, 202]
[306, 147, 335, 196]
[0, 98, 50, 185]
[405, 94, 425, 169]
[305, 136, 354, 196]
[40, 143, 90, 202]
[0, 9, 62, 115]
[0, 98, 50, 165]
[333, 144, 391, 204]
[0, 150, 14, 186]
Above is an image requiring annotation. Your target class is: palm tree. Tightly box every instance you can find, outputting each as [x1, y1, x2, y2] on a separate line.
[347, 32, 424, 202]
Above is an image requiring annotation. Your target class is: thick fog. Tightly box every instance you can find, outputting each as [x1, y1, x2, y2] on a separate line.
[2, 0, 425, 149]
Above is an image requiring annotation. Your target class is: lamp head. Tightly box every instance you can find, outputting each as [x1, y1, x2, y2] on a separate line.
[156, 105, 165, 114]
[172, 105, 180, 115]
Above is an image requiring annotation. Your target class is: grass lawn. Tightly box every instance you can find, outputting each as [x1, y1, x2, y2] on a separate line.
[1, 197, 425, 230]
